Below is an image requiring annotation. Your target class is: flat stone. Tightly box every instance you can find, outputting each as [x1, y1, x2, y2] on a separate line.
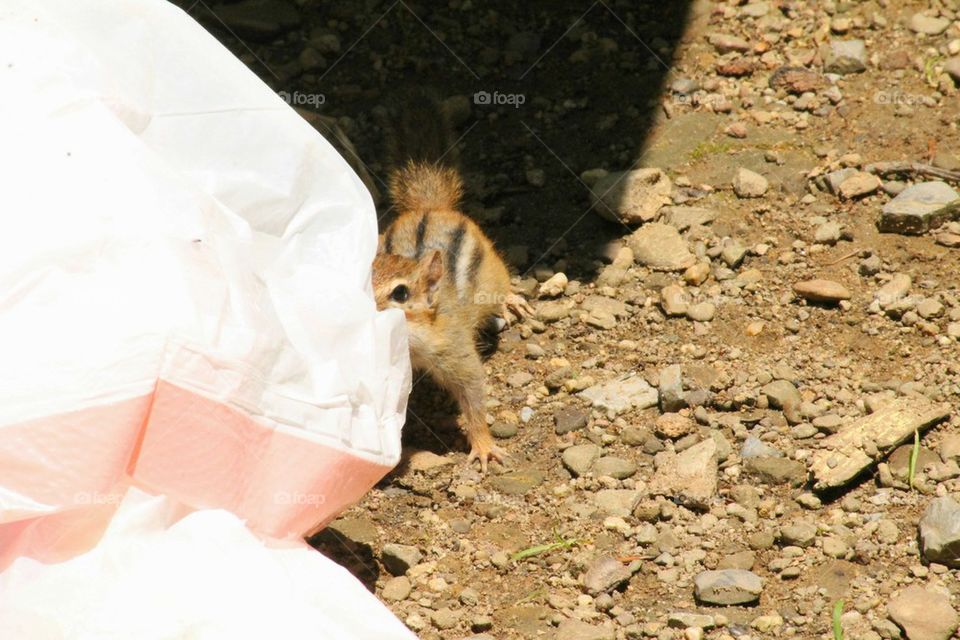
[875, 273, 912, 308]
[878, 181, 960, 235]
[381, 543, 423, 576]
[507, 371, 534, 387]
[810, 398, 951, 491]
[824, 39, 867, 74]
[733, 168, 769, 198]
[555, 406, 590, 434]
[381, 576, 412, 601]
[556, 619, 616, 640]
[694, 569, 763, 606]
[579, 376, 659, 415]
[838, 171, 881, 199]
[592, 168, 672, 225]
[662, 205, 717, 231]
[909, 13, 952, 35]
[582, 555, 632, 595]
[628, 223, 696, 271]
[920, 496, 960, 567]
[431, 607, 459, 630]
[745, 456, 807, 486]
[686, 302, 717, 322]
[593, 456, 638, 479]
[769, 66, 825, 94]
[887, 585, 958, 640]
[823, 167, 857, 195]
[708, 32, 750, 54]
[594, 489, 642, 517]
[581, 295, 628, 318]
[780, 519, 818, 547]
[406, 449, 455, 472]
[668, 612, 716, 629]
[562, 444, 601, 477]
[537, 300, 574, 322]
[490, 469, 545, 495]
[793, 279, 851, 303]
[741, 436, 783, 459]
[649, 438, 718, 509]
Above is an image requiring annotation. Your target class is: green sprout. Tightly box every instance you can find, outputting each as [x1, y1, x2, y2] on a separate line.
[908, 429, 920, 490]
[832, 599, 844, 640]
[511, 531, 581, 562]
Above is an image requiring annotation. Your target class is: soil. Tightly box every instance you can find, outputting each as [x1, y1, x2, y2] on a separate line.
[177, 1, 960, 638]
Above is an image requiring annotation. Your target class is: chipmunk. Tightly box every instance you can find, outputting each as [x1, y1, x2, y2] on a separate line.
[372, 91, 533, 471]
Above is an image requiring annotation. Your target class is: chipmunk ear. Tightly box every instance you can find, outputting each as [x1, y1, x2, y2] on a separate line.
[421, 250, 444, 306]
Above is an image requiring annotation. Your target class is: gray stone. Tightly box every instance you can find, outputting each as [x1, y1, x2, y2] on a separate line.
[594, 489, 642, 517]
[733, 168, 769, 198]
[780, 520, 818, 547]
[649, 438, 718, 509]
[659, 365, 686, 412]
[721, 241, 747, 268]
[579, 376, 659, 415]
[593, 456, 638, 479]
[381, 543, 423, 576]
[824, 39, 867, 74]
[381, 576, 412, 601]
[879, 182, 960, 235]
[490, 422, 518, 438]
[582, 555, 632, 595]
[887, 585, 958, 640]
[694, 569, 764, 605]
[762, 380, 802, 409]
[909, 13, 951, 35]
[555, 406, 590, 434]
[627, 223, 696, 271]
[920, 496, 960, 567]
[745, 456, 807, 486]
[592, 169, 672, 225]
[556, 619, 616, 640]
[823, 167, 858, 195]
[562, 444, 601, 477]
[741, 436, 782, 459]
[537, 300, 574, 322]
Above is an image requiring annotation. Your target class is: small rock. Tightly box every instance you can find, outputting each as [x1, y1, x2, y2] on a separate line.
[823, 168, 858, 195]
[917, 298, 944, 319]
[781, 520, 818, 547]
[490, 469, 545, 495]
[562, 444, 601, 477]
[649, 438, 718, 509]
[909, 13, 951, 35]
[814, 221, 842, 245]
[661, 284, 690, 316]
[721, 242, 747, 268]
[733, 168, 769, 198]
[555, 407, 590, 434]
[538, 300, 573, 322]
[431, 607, 459, 630]
[769, 66, 825, 94]
[491, 422, 518, 439]
[887, 585, 958, 640]
[592, 168, 672, 225]
[875, 273, 912, 308]
[659, 365, 686, 413]
[920, 496, 960, 567]
[655, 413, 696, 439]
[838, 172, 881, 199]
[539, 272, 569, 298]
[762, 380, 802, 409]
[793, 279, 851, 303]
[878, 182, 960, 235]
[708, 33, 750, 54]
[662, 206, 718, 230]
[593, 456, 638, 479]
[583, 555, 632, 595]
[381, 544, 423, 576]
[694, 569, 764, 605]
[507, 371, 534, 387]
[580, 376, 659, 415]
[745, 457, 807, 486]
[686, 302, 716, 322]
[381, 576, 412, 602]
[628, 223, 696, 271]
[594, 489, 642, 517]
[824, 39, 867, 74]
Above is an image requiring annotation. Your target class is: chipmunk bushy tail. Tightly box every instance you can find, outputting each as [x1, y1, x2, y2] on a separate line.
[386, 88, 464, 214]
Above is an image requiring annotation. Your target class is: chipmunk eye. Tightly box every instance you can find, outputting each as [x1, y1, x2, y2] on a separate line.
[390, 284, 410, 303]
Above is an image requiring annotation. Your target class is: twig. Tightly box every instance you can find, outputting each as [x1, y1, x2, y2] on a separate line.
[822, 249, 861, 266]
[863, 161, 960, 183]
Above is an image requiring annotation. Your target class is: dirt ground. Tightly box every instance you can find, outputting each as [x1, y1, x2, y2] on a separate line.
[180, 1, 960, 638]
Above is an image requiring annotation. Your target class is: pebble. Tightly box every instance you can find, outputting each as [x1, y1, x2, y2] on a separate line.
[655, 413, 696, 439]
[793, 279, 851, 303]
[708, 33, 750, 54]
[649, 438, 719, 509]
[684, 262, 711, 286]
[555, 406, 590, 434]
[721, 241, 746, 268]
[593, 456, 638, 479]
[762, 380, 802, 409]
[661, 284, 690, 316]
[592, 168, 672, 225]
[562, 444, 601, 477]
[381, 544, 423, 576]
[769, 66, 825, 94]
[887, 585, 958, 640]
[878, 181, 960, 235]
[594, 489, 642, 517]
[628, 223, 696, 271]
[875, 273, 912, 308]
[491, 421, 518, 438]
[659, 365, 686, 413]
[539, 272, 568, 298]
[733, 168, 769, 198]
[490, 469, 545, 495]
[381, 576, 412, 601]
[837, 171, 881, 199]
[824, 39, 867, 74]
[693, 569, 763, 605]
[919, 496, 960, 567]
[580, 376, 659, 414]
[908, 13, 952, 35]
[686, 302, 716, 322]
[582, 555, 633, 595]
[431, 607, 459, 630]
[814, 221, 842, 245]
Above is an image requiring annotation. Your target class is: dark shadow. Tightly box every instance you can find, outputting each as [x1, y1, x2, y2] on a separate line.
[170, 0, 694, 282]
[306, 525, 381, 591]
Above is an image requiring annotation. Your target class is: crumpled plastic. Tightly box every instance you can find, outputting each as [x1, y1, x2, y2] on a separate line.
[0, 0, 414, 637]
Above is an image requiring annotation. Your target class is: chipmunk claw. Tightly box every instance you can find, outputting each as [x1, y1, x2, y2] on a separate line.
[500, 293, 535, 327]
[467, 442, 510, 474]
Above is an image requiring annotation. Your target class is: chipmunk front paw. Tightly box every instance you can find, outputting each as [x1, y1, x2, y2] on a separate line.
[500, 293, 534, 327]
[467, 440, 509, 473]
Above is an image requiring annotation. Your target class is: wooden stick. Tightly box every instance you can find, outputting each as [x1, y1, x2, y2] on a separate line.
[822, 249, 861, 266]
[863, 161, 960, 183]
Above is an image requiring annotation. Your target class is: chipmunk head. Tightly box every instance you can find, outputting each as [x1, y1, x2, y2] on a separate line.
[372, 250, 443, 322]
